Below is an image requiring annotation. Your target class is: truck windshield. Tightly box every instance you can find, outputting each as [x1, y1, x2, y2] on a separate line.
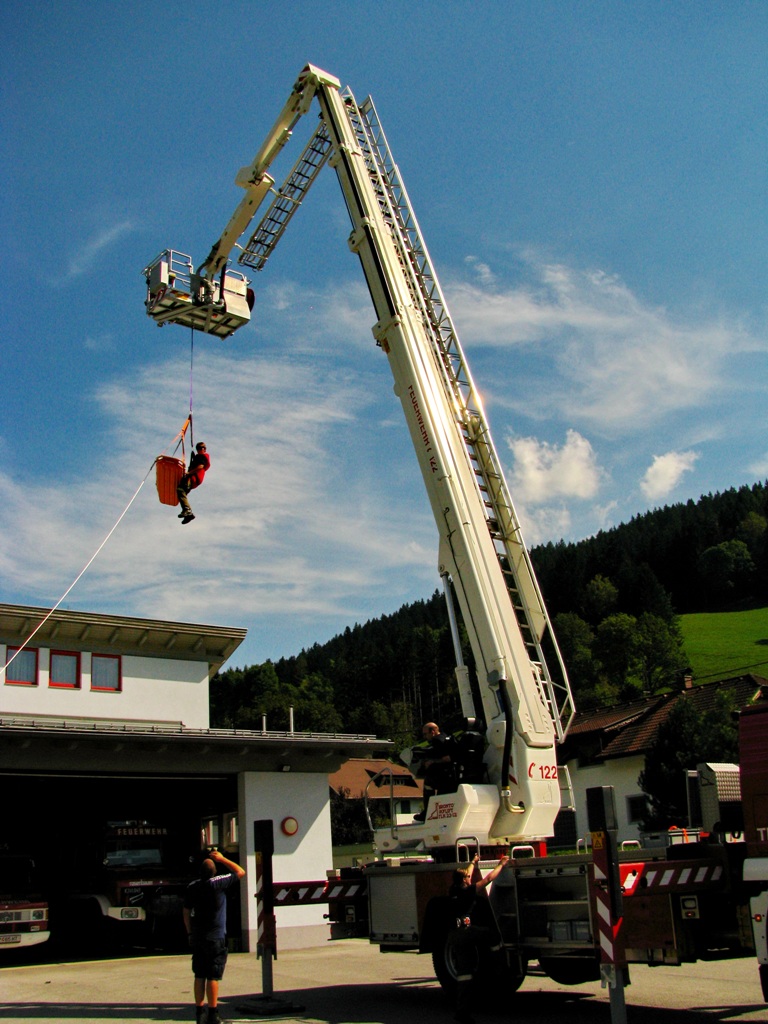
[104, 842, 163, 868]
[0, 857, 37, 894]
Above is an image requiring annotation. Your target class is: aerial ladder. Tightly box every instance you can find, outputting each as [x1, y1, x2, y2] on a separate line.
[143, 64, 574, 849]
[144, 66, 768, 1010]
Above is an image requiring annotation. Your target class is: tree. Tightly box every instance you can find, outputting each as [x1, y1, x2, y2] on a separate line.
[552, 612, 599, 704]
[348, 700, 414, 752]
[593, 614, 637, 689]
[582, 575, 618, 625]
[330, 786, 373, 845]
[266, 670, 344, 733]
[736, 511, 767, 557]
[210, 661, 282, 729]
[638, 691, 739, 830]
[698, 540, 755, 605]
[614, 561, 676, 621]
[211, 483, 767, 737]
[633, 613, 687, 694]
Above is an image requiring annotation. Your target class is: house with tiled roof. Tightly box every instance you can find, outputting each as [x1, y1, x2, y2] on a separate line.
[329, 757, 424, 825]
[556, 674, 766, 845]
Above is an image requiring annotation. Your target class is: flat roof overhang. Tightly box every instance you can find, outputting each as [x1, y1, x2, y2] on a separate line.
[0, 603, 247, 679]
[0, 715, 393, 776]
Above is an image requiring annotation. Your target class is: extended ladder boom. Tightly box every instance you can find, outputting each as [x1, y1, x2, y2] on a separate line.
[143, 65, 574, 844]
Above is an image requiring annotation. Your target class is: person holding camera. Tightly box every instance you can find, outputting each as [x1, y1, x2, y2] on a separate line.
[183, 848, 245, 1024]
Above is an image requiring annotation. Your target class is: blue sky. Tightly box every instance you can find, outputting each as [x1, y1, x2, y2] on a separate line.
[3, 2, 766, 670]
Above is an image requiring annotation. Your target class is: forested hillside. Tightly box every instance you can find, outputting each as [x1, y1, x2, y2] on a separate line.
[211, 482, 767, 746]
[533, 481, 768, 618]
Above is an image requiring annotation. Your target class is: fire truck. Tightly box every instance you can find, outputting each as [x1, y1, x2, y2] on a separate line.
[0, 853, 50, 950]
[63, 821, 192, 947]
[143, 64, 768, 1005]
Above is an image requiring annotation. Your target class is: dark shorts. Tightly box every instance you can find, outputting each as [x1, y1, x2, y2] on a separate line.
[191, 937, 228, 980]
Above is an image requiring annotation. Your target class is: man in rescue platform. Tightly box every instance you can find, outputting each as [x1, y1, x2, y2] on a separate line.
[177, 441, 210, 525]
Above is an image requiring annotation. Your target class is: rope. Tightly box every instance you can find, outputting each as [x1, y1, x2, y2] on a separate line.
[172, 416, 191, 464]
[189, 328, 195, 451]
[0, 437, 176, 680]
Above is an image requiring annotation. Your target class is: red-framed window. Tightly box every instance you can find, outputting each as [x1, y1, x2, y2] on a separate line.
[91, 654, 121, 692]
[4, 646, 38, 686]
[49, 650, 81, 689]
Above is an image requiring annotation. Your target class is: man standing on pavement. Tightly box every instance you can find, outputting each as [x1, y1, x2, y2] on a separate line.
[183, 848, 245, 1024]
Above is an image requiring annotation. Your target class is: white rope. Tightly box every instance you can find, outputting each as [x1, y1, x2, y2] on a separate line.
[1, 460, 157, 680]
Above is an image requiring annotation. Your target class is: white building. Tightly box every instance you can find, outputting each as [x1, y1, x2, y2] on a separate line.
[0, 603, 388, 950]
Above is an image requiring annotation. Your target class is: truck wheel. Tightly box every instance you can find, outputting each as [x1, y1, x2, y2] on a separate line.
[539, 955, 600, 985]
[431, 930, 526, 998]
[431, 929, 480, 996]
[486, 953, 527, 1003]
[69, 899, 106, 952]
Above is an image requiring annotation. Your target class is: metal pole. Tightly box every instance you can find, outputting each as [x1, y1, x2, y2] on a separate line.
[254, 820, 276, 986]
[239, 820, 304, 1017]
[587, 787, 629, 1024]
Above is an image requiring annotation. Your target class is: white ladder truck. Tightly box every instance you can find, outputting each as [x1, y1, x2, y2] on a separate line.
[144, 66, 768, 1009]
[143, 63, 575, 855]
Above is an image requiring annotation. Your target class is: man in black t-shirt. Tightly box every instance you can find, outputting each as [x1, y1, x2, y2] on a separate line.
[183, 849, 245, 1024]
[413, 721, 457, 821]
[448, 853, 509, 1024]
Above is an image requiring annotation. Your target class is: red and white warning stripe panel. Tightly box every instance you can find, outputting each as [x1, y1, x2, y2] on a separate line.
[272, 879, 367, 905]
[620, 860, 724, 896]
[593, 863, 623, 964]
[325, 879, 366, 901]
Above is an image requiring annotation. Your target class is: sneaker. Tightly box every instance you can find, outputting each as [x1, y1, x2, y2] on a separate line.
[207, 1011, 222, 1024]
[181, 514, 196, 524]
[178, 511, 186, 518]
[195, 1007, 206, 1024]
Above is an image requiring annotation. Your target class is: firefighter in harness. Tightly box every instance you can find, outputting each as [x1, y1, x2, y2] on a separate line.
[177, 442, 210, 524]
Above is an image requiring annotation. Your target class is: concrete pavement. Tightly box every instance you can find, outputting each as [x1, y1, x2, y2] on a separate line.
[0, 941, 766, 1024]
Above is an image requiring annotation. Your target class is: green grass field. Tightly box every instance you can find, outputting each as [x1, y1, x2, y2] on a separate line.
[680, 607, 768, 683]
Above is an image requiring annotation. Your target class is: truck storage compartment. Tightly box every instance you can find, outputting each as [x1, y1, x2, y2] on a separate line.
[367, 861, 454, 947]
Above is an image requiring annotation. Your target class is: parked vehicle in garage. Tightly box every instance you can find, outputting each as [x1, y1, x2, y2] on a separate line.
[63, 821, 192, 949]
[0, 853, 50, 950]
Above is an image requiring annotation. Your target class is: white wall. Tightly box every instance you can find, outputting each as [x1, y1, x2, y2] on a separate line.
[0, 645, 210, 728]
[566, 755, 646, 843]
[237, 771, 333, 951]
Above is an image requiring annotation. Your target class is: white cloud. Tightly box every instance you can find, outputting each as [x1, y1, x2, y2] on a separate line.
[0, 347, 438, 654]
[84, 332, 116, 352]
[449, 256, 764, 436]
[515, 503, 573, 548]
[640, 450, 699, 501]
[748, 453, 768, 478]
[464, 255, 497, 286]
[503, 429, 608, 544]
[4, 254, 764, 664]
[594, 500, 620, 531]
[255, 279, 373, 353]
[66, 221, 135, 279]
[507, 429, 605, 505]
